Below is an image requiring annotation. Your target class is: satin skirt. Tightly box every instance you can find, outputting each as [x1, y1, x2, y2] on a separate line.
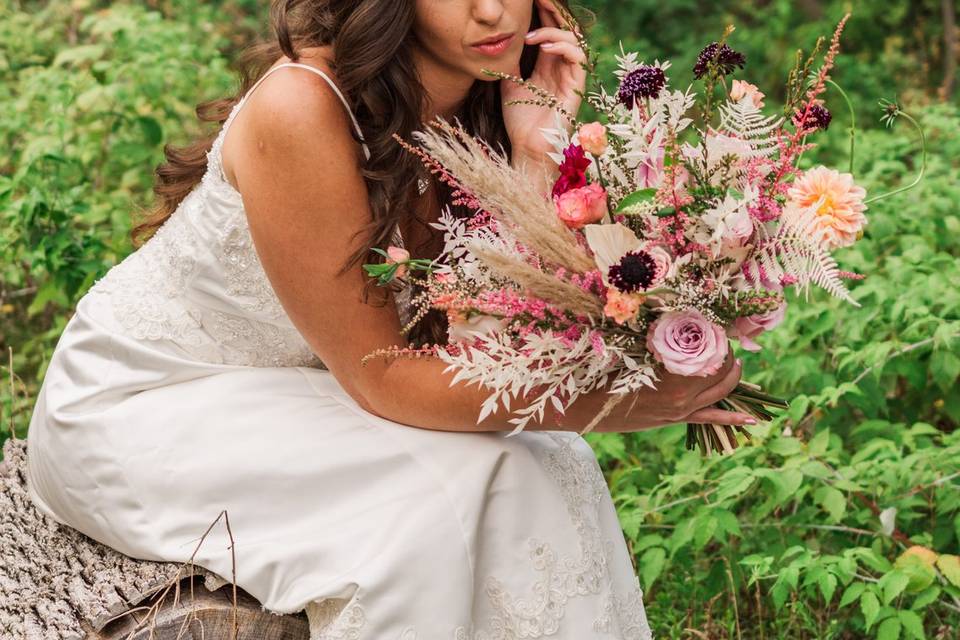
[25, 299, 652, 638]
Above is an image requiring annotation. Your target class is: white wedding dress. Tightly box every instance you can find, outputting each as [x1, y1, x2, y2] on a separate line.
[24, 62, 653, 639]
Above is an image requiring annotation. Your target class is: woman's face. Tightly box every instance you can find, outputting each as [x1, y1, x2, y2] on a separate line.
[413, 0, 535, 81]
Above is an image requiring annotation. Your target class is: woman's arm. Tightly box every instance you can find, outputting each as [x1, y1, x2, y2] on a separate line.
[225, 70, 750, 434]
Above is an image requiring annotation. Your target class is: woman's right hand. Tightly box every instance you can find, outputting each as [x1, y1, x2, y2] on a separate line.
[598, 352, 752, 433]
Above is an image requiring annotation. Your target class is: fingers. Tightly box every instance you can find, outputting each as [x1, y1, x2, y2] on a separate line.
[692, 358, 743, 408]
[525, 27, 579, 48]
[534, 40, 587, 66]
[685, 407, 757, 426]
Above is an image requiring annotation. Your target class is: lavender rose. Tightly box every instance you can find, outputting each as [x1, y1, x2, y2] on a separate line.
[647, 309, 729, 376]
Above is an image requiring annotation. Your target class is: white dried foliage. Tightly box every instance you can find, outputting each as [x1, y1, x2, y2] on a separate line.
[718, 98, 785, 159]
[746, 203, 857, 304]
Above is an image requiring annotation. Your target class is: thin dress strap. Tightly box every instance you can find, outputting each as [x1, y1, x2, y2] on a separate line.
[215, 62, 403, 248]
[231, 62, 371, 162]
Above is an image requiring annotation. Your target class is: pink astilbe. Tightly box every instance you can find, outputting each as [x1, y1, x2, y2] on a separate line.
[391, 133, 483, 211]
[792, 14, 850, 138]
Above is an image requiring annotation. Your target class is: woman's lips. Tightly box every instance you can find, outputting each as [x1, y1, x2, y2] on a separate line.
[471, 34, 515, 57]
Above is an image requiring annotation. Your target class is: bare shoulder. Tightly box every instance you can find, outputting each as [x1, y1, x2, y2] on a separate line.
[221, 50, 362, 191]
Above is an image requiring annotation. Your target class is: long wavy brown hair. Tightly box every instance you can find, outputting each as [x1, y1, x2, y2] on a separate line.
[134, 0, 589, 343]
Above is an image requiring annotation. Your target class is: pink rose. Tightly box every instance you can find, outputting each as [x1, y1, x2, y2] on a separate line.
[386, 245, 410, 278]
[604, 289, 644, 325]
[555, 183, 608, 229]
[730, 80, 765, 109]
[728, 303, 787, 352]
[647, 309, 729, 377]
[643, 242, 673, 287]
[578, 122, 608, 156]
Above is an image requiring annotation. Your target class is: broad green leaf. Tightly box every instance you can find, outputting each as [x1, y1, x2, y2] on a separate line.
[877, 616, 901, 640]
[930, 351, 960, 392]
[814, 486, 847, 522]
[840, 582, 865, 607]
[807, 428, 830, 456]
[614, 188, 658, 212]
[935, 554, 960, 588]
[897, 610, 925, 640]
[768, 437, 803, 457]
[879, 570, 911, 604]
[641, 547, 666, 591]
[819, 571, 838, 603]
[861, 590, 880, 629]
[910, 585, 940, 610]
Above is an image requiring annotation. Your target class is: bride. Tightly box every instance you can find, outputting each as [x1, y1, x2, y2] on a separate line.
[24, 0, 752, 637]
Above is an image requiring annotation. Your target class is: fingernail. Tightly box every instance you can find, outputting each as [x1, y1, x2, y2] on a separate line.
[736, 359, 742, 366]
[541, 42, 554, 48]
[525, 30, 537, 38]
[745, 418, 758, 425]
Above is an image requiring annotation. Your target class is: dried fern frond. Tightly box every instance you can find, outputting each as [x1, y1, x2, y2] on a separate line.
[718, 98, 785, 158]
[412, 117, 595, 274]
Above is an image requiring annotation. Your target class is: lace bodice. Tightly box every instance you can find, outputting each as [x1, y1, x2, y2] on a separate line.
[86, 62, 410, 368]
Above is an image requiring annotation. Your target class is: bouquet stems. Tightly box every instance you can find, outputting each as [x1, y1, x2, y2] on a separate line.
[686, 382, 789, 456]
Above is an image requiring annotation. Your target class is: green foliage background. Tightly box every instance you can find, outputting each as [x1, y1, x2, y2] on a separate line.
[1, 1, 958, 638]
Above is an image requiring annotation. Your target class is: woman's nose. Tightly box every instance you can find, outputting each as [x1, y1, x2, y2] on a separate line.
[472, 0, 505, 24]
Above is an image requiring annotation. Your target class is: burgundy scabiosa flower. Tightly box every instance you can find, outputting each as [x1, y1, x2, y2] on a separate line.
[693, 42, 746, 79]
[608, 251, 658, 292]
[807, 104, 832, 131]
[617, 66, 667, 107]
[551, 144, 592, 199]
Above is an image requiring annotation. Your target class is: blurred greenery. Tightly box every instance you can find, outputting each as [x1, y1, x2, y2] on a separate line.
[1, 1, 958, 638]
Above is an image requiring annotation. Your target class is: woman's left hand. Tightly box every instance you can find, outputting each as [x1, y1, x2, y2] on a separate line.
[502, 0, 587, 170]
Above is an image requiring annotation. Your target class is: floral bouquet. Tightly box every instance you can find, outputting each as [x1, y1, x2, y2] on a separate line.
[365, 13, 925, 454]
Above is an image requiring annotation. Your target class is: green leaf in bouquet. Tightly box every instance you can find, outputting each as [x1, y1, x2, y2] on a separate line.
[654, 206, 677, 218]
[614, 188, 658, 212]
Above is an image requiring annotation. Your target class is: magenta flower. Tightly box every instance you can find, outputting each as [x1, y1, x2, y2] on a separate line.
[552, 144, 592, 198]
[647, 309, 729, 377]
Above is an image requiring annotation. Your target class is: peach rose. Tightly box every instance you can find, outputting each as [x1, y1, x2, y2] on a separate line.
[604, 289, 644, 325]
[578, 122, 608, 156]
[730, 80, 765, 109]
[555, 183, 608, 229]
